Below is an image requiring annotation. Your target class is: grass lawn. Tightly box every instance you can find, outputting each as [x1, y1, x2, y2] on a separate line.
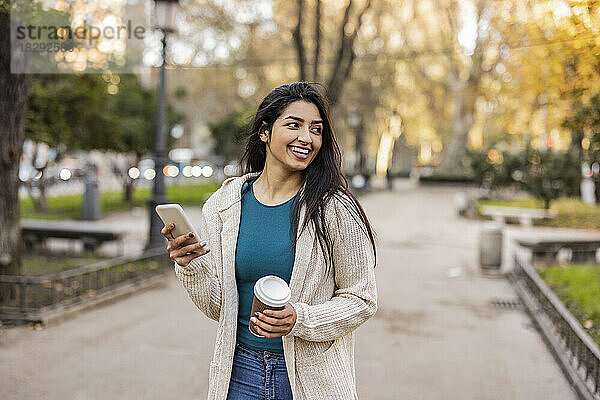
[478, 198, 600, 230]
[16, 254, 166, 311]
[22, 253, 101, 275]
[21, 182, 220, 220]
[539, 264, 600, 346]
[22, 253, 166, 277]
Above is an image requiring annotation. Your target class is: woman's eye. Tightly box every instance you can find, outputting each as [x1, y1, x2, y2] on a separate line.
[286, 123, 299, 128]
[312, 127, 322, 134]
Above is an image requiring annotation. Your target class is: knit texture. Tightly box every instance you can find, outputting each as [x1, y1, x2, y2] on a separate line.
[174, 172, 377, 399]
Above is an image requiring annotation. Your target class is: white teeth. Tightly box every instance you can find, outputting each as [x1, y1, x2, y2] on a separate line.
[290, 146, 309, 154]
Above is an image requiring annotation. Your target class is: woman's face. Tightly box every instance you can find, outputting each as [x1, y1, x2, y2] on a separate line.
[261, 100, 323, 173]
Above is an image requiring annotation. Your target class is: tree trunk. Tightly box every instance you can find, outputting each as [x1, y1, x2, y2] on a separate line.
[594, 175, 600, 205]
[437, 0, 485, 176]
[36, 180, 49, 211]
[292, 0, 371, 106]
[312, 0, 322, 82]
[293, 0, 307, 82]
[0, 11, 31, 284]
[326, 0, 371, 106]
[326, 0, 354, 106]
[124, 180, 134, 203]
[24, 175, 51, 212]
[569, 130, 583, 198]
[390, 133, 415, 176]
[122, 153, 140, 203]
[27, 140, 62, 211]
[438, 76, 476, 176]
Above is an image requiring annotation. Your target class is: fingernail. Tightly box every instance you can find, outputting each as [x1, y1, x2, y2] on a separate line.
[250, 317, 257, 323]
[200, 240, 207, 246]
[188, 232, 194, 238]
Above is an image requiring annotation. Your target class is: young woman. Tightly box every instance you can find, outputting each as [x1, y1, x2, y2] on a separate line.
[162, 82, 378, 400]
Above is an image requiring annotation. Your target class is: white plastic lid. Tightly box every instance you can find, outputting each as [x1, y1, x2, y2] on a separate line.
[254, 275, 291, 307]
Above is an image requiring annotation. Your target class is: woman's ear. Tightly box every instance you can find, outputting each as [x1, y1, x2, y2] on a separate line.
[260, 126, 269, 142]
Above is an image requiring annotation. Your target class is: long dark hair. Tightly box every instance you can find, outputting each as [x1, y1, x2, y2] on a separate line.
[239, 82, 377, 272]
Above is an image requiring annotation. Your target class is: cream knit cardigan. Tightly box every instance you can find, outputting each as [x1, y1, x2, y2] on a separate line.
[174, 172, 378, 399]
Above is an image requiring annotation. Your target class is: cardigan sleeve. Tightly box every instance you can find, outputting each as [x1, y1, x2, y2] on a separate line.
[287, 195, 377, 342]
[173, 202, 222, 322]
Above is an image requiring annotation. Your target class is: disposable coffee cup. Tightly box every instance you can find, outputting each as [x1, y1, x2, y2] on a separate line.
[249, 275, 291, 337]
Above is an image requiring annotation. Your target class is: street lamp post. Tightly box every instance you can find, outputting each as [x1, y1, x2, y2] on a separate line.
[145, 0, 179, 251]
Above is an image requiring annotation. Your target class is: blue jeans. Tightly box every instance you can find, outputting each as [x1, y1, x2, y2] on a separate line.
[226, 342, 293, 400]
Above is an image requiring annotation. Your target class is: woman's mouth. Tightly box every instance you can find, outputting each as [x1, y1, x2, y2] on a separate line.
[288, 145, 311, 160]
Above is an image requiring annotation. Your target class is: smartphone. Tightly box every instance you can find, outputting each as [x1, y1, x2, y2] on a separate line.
[155, 204, 202, 253]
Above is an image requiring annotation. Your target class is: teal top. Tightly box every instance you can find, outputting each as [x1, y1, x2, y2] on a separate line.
[235, 179, 299, 353]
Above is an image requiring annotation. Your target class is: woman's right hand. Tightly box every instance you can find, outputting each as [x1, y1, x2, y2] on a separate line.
[161, 223, 210, 267]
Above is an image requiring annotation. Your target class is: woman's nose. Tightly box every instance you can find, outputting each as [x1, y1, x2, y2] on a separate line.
[298, 127, 312, 143]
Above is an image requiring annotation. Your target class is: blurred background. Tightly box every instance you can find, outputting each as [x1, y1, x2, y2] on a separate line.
[1, 0, 600, 399]
[4, 0, 600, 218]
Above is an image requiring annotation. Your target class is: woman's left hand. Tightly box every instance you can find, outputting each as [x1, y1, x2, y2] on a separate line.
[251, 303, 297, 338]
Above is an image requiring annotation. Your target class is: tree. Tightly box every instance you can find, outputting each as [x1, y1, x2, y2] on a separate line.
[520, 147, 580, 209]
[466, 149, 525, 190]
[165, 1, 396, 173]
[382, 0, 501, 175]
[564, 92, 600, 202]
[24, 73, 182, 207]
[151, 0, 600, 183]
[105, 74, 181, 202]
[317, 0, 507, 175]
[24, 74, 112, 210]
[209, 108, 253, 162]
[291, 0, 372, 106]
[0, 4, 31, 278]
[486, 0, 600, 154]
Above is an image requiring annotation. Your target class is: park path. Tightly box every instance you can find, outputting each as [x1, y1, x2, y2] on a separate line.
[0, 181, 579, 399]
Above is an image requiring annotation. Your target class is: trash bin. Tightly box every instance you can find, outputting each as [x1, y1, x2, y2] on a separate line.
[83, 163, 101, 220]
[480, 223, 503, 271]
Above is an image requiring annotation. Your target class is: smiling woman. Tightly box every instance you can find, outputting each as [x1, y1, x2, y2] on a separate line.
[283, 114, 323, 159]
[165, 82, 378, 400]
[257, 100, 323, 184]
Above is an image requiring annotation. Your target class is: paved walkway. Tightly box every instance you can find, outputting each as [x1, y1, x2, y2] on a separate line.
[0, 182, 580, 399]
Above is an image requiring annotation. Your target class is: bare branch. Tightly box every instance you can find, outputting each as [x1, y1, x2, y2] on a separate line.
[340, 0, 372, 82]
[327, 0, 372, 105]
[444, 2, 461, 79]
[293, 0, 307, 81]
[326, 0, 354, 100]
[312, 0, 322, 82]
[468, 1, 488, 86]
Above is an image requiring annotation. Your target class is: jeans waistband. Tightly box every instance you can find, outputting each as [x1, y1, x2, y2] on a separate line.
[235, 343, 285, 361]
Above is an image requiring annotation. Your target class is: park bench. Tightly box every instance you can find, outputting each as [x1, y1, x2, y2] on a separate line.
[480, 205, 557, 226]
[516, 237, 600, 267]
[21, 220, 124, 255]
